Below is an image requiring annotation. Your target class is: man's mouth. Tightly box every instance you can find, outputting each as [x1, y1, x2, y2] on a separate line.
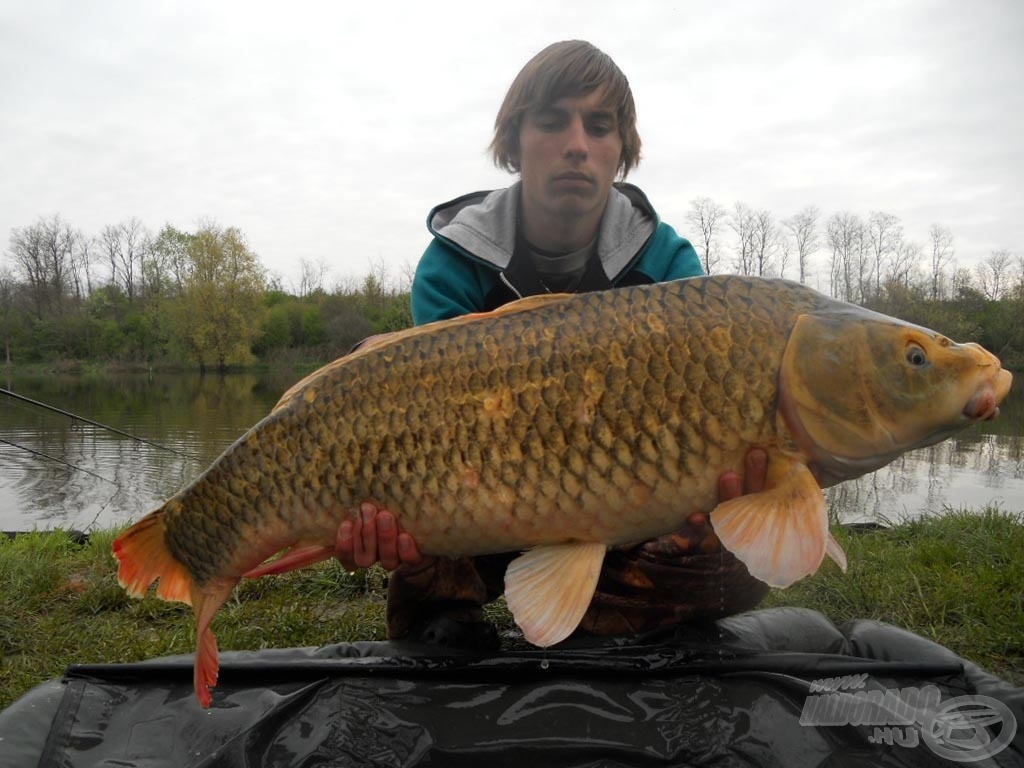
[552, 172, 593, 186]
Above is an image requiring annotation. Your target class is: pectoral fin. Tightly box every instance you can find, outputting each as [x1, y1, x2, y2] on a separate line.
[826, 531, 848, 572]
[710, 456, 830, 587]
[504, 542, 606, 647]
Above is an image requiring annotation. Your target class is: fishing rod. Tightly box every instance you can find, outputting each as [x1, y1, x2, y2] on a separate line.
[0, 437, 117, 484]
[0, 386, 201, 460]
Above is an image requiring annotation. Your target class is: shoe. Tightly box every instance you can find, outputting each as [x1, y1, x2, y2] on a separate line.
[408, 615, 500, 652]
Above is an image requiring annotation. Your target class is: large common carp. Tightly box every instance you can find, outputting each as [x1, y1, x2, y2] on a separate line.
[113, 275, 1012, 707]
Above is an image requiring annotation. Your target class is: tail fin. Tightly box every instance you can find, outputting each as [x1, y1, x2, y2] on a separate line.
[113, 509, 195, 605]
[114, 507, 237, 708]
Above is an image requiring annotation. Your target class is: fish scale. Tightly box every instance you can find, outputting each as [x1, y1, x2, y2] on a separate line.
[113, 275, 1012, 707]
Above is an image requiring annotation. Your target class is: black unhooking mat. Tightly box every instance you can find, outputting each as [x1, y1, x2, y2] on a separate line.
[1, 608, 1021, 767]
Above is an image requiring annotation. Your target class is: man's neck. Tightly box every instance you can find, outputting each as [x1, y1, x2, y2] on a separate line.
[519, 201, 605, 254]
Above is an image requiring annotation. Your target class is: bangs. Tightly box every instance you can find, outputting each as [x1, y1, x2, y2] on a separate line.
[530, 46, 631, 113]
[490, 41, 641, 177]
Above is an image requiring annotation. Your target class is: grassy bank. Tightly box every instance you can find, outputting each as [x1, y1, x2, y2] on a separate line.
[2, 509, 1022, 711]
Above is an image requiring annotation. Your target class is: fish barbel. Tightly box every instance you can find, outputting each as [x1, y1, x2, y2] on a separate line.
[113, 275, 1012, 706]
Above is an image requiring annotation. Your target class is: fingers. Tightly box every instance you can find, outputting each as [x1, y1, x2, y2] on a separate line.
[397, 531, 422, 564]
[357, 502, 381, 568]
[374, 507, 403, 571]
[335, 502, 380, 571]
[717, 470, 743, 502]
[335, 518, 358, 572]
[685, 511, 708, 530]
[334, 502, 423, 572]
[744, 448, 768, 494]
[716, 448, 768, 504]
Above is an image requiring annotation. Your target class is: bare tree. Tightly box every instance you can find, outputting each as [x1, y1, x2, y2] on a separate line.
[122, 218, 149, 300]
[951, 266, 976, 299]
[729, 202, 757, 275]
[0, 266, 13, 363]
[781, 206, 820, 284]
[886, 238, 921, 289]
[866, 212, 902, 300]
[297, 257, 329, 297]
[7, 215, 77, 318]
[8, 223, 45, 318]
[976, 249, 1013, 300]
[365, 257, 393, 309]
[99, 218, 149, 302]
[99, 226, 123, 296]
[749, 208, 778, 277]
[1015, 253, 1024, 302]
[775, 231, 792, 281]
[69, 232, 95, 300]
[686, 197, 728, 274]
[928, 223, 954, 300]
[398, 260, 417, 293]
[825, 212, 865, 302]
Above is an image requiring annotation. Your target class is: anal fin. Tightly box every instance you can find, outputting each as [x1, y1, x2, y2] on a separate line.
[242, 544, 336, 579]
[504, 542, 606, 647]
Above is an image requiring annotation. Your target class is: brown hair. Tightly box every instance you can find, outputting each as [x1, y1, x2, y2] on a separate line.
[489, 40, 641, 178]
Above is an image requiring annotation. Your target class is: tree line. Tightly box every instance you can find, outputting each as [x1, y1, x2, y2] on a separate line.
[686, 198, 1023, 368]
[0, 216, 411, 372]
[2, 206, 1022, 372]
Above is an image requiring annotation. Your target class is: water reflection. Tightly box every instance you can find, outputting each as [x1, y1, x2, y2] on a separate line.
[826, 431, 1024, 523]
[1, 369, 1022, 531]
[1, 372, 287, 531]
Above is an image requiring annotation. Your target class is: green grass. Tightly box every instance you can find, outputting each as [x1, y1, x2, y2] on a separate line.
[2, 509, 1022, 711]
[762, 508, 1024, 683]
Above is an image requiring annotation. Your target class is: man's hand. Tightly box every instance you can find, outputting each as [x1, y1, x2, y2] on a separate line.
[335, 502, 423, 572]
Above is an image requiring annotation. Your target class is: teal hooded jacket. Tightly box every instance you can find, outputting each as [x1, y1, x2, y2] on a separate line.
[411, 182, 704, 325]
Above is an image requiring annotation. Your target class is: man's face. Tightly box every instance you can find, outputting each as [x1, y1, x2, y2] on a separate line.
[515, 87, 624, 230]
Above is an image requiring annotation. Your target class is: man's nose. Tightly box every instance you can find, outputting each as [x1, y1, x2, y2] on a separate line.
[563, 116, 588, 159]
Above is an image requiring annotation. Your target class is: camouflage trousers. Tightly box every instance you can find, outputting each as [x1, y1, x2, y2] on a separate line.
[386, 524, 770, 640]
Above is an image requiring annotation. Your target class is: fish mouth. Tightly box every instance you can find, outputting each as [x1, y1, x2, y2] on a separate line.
[963, 369, 1013, 421]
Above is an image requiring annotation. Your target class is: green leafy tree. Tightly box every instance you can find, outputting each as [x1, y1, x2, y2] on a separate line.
[173, 223, 266, 373]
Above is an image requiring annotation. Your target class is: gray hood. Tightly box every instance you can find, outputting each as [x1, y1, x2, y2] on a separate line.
[427, 182, 658, 282]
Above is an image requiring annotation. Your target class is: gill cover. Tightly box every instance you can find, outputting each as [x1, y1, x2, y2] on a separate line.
[776, 309, 994, 479]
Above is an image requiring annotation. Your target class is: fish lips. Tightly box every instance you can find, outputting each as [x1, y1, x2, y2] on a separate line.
[963, 369, 1013, 421]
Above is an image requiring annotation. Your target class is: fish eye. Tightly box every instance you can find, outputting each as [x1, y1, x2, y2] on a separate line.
[906, 344, 928, 367]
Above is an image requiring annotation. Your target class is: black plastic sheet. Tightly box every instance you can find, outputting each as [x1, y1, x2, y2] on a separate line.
[2, 608, 1021, 767]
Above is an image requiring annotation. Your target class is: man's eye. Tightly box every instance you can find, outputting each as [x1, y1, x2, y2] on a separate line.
[587, 122, 613, 136]
[536, 115, 566, 131]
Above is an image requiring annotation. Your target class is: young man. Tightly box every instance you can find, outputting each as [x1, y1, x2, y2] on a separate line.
[337, 40, 769, 648]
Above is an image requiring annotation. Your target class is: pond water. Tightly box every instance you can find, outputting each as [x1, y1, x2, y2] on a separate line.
[1, 368, 1021, 532]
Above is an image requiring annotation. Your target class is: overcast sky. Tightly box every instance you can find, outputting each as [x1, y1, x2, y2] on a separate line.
[1, 0, 1021, 292]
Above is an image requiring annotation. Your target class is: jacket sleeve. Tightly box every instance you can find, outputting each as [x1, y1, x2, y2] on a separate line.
[411, 239, 492, 325]
[639, 222, 706, 281]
